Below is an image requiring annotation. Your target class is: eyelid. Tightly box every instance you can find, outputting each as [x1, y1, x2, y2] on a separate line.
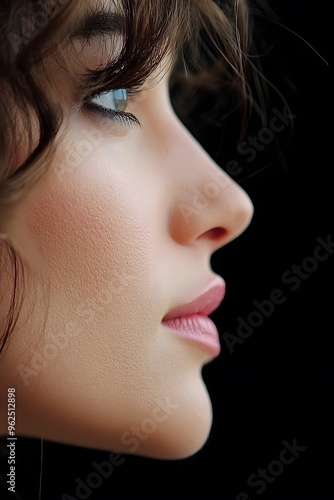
[83, 80, 144, 101]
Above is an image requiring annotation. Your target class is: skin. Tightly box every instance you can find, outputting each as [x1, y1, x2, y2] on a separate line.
[0, 25, 253, 459]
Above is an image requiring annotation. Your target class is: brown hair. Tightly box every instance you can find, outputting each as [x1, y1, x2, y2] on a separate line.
[0, 0, 264, 354]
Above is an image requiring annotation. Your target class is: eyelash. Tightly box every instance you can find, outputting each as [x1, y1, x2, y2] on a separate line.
[83, 87, 143, 128]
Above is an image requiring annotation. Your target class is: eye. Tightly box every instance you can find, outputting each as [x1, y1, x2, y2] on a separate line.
[89, 88, 128, 113]
[83, 88, 141, 127]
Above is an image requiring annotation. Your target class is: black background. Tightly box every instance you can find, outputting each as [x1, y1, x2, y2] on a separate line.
[3, 1, 333, 499]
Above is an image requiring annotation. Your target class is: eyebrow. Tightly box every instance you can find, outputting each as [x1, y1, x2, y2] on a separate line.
[72, 10, 125, 39]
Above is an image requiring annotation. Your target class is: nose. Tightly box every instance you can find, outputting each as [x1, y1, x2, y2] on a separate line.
[166, 117, 254, 253]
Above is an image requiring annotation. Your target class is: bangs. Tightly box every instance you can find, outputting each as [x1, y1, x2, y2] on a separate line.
[69, 0, 194, 98]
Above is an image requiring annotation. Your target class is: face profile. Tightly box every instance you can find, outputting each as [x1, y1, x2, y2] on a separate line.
[0, 0, 254, 461]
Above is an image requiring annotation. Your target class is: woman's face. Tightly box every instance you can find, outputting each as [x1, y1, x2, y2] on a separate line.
[0, 13, 253, 459]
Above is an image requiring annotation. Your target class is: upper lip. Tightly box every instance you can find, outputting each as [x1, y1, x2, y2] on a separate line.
[162, 276, 226, 321]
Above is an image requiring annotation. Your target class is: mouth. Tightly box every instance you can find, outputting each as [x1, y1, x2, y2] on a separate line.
[161, 276, 226, 357]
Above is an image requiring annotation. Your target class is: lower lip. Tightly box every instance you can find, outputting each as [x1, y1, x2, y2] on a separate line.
[162, 314, 221, 357]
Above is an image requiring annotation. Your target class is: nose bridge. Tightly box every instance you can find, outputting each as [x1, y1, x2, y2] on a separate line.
[166, 116, 254, 248]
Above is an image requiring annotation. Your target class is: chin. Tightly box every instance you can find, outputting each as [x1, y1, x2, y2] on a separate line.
[147, 412, 213, 460]
[119, 380, 214, 460]
[9, 367, 215, 461]
[23, 391, 214, 460]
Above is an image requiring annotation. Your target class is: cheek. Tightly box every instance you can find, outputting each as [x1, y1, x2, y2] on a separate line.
[16, 142, 164, 387]
[26, 147, 153, 304]
[10, 143, 164, 408]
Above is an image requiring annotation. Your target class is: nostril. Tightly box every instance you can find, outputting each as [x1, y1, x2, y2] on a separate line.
[207, 227, 228, 240]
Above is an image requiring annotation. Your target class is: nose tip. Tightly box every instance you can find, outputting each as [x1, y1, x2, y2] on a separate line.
[171, 164, 254, 252]
[225, 186, 254, 241]
[200, 179, 254, 250]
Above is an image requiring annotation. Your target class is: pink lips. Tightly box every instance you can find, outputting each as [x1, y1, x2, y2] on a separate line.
[161, 277, 226, 357]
